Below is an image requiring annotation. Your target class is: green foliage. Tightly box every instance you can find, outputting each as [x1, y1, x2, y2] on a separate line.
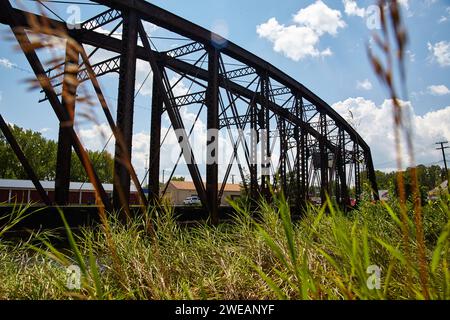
[0, 125, 57, 180]
[0, 124, 113, 183]
[69, 149, 114, 183]
[171, 176, 185, 181]
[375, 165, 448, 191]
[0, 194, 448, 300]
[373, 165, 449, 201]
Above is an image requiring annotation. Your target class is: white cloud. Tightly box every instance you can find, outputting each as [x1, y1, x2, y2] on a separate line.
[428, 85, 450, 96]
[356, 78, 373, 90]
[342, 0, 365, 18]
[0, 57, 16, 69]
[439, 16, 448, 23]
[398, 0, 410, 11]
[343, 0, 412, 20]
[256, 1, 345, 61]
[438, 7, 450, 23]
[428, 41, 450, 67]
[332, 97, 450, 170]
[256, 19, 323, 61]
[78, 123, 114, 154]
[406, 50, 416, 62]
[293, 0, 346, 36]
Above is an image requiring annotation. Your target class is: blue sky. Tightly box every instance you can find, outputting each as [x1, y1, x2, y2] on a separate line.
[0, 0, 449, 182]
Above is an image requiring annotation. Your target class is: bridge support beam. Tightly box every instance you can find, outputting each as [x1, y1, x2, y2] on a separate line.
[249, 101, 258, 202]
[113, 9, 138, 212]
[354, 144, 361, 203]
[260, 75, 271, 198]
[55, 44, 78, 205]
[148, 75, 163, 203]
[320, 113, 329, 204]
[366, 151, 379, 201]
[279, 118, 287, 192]
[206, 47, 219, 224]
[300, 116, 309, 207]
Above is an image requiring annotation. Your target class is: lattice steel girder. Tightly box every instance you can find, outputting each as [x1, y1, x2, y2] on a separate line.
[40, 55, 120, 103]
[270, 87, 291, 97]
[170, 91, 206, 108]
[219, 114, 247, 129]
[165, 41, 204, 58]
[223, 66, 255, 79]
[81, 8, 121, 31]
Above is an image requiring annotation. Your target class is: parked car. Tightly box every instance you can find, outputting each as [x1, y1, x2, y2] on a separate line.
[183, 195, 201, 205]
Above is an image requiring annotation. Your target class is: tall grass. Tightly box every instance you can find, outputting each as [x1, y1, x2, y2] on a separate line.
[0, 0, 448, 301]
[0, 193, 448, 300]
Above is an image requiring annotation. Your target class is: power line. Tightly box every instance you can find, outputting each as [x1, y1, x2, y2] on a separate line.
[25, 0, 102, 5]
[35, 0, 65, 22]
[435, 141, 449, 187]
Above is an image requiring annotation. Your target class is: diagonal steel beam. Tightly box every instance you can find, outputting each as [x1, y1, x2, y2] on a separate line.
[2, 0, 112, 211]
[136, 20, 208, 208]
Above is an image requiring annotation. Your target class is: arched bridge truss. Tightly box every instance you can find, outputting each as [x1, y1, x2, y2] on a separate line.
[0, 0, 378, 221]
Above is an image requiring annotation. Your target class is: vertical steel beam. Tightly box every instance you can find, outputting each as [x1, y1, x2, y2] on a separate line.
[295, 96, 307, 208]
[365, 150, 379, 200]
[278, 118, 287, 193]
[113, 9, 138, 211]
[55, 44, 78, 205]
[148, 75, 162, 203]
[206, 47, 219, 224]
[319, 113, 329, 204]
[249, 101, 258, 201]
[354, 144, 361, 202]
[260, 74, 270, 198]
[0, 115, 51, 205]
[338, 129, 350, 207]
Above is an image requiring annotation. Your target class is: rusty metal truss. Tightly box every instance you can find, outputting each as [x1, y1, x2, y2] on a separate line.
[0, 0, 378, 221]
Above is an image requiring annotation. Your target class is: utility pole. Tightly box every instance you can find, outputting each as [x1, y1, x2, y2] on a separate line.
[231, 174, 236, 184]
[435, 141, 449, 191]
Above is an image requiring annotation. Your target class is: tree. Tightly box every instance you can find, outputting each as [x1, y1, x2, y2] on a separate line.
[0, 124, 113, 183]
[373, 164, 448, 203]
[171, 176, 185, 181]
[0, 124, 57, 180]
[70, 149, 114, 183]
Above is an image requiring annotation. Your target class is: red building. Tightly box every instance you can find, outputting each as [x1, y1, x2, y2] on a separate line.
[0, 179, 141, 205]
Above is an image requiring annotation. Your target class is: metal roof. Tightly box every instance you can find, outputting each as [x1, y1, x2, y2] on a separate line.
[0, 179, 139, 192]
[168, 181, 241, 192]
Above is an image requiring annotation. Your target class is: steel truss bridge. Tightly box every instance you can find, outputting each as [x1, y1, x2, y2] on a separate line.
[0, 0, 378, 223]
